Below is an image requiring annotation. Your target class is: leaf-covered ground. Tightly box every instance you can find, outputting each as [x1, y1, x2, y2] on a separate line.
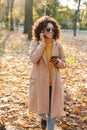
[0, 31, 87, 130]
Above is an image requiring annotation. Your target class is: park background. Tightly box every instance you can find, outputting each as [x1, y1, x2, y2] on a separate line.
[0, 0, 87, 130]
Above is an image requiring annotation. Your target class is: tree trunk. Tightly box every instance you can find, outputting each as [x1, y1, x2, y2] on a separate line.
[5, 0, 10, 29]
[10, 0, 14, 31]
[73, 10, 77, 36]
[24, 0, 33, 40]
[73, 0, 81, 36]
[28, 0, 33, 39]
[24, 0, 29, 34]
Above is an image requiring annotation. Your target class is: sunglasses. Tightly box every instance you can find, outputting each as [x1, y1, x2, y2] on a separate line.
[45, 27, 55, 32]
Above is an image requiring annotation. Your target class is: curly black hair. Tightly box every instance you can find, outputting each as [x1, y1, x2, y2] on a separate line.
[32, 16, 61, 41]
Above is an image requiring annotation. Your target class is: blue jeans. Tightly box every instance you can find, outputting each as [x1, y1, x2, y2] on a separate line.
[48, 113, 55, 130]
[41, 86, 55, 130]
[48, 86, 55, 130]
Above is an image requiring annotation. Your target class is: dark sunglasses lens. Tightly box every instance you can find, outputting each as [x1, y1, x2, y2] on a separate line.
[46, 28, 55, 32]
[46, 28, 50, 32]
[52, 28, 55, 31]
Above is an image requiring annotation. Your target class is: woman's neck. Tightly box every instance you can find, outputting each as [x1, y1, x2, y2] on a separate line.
[45, 37, 53, 44]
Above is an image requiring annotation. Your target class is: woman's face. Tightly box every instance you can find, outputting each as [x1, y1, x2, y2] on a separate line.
[44, 23, 54, 39]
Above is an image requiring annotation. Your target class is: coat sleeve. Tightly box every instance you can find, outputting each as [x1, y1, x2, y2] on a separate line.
[29, 40, 46, 63]
[56, 43, 66, 69]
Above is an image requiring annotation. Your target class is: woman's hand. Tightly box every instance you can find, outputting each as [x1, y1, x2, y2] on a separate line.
[50, 57, 59, 66]
[40, 33, 45, 41]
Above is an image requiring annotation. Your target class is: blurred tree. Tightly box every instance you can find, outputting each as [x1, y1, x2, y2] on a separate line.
[0, 0, 15, 30]
[15, 18, 19, 31]
[33, 0, 60, 18]
[0, 0, 87, 31]
[24, 0, 33, 40]
[5, 0, 10, 29]
[80, 7, 87, 24]
[10, 0, 15, 31]
[52, 0, 60, 18]
[0, 0, 5, 5]
[33, 0, 48, 17]
[56, 6, 73, 29]
[13, 0, 25, 25]
[72, 0, 82, 36]
[80, 2, 87, 30]
[0, 1, 5, 21]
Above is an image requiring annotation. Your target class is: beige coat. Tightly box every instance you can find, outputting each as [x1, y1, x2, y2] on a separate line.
[29, 40, 66, 118]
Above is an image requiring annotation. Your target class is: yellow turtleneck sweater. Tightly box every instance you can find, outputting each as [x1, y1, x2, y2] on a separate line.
[45, 38, 53, 86]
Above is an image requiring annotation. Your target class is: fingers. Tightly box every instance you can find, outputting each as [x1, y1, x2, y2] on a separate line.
[50, 58, 57, 62]
[53, 60, 58, 65]
[40, 33, 45, 41]
[50, 58, 59, 65]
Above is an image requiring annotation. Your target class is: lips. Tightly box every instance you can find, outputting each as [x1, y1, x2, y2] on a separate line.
[48, 33, 53, 37]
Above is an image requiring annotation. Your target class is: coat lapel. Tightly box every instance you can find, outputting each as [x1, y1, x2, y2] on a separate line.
[52, 40, 58, 56]
[37, 41, 47, 65]
[42, 51, 48, 65]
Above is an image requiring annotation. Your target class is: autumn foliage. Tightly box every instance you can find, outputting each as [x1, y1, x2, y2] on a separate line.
[0, 31, 87, 130]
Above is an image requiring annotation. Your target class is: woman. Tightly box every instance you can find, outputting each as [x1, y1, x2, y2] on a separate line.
[29, 16, 66, 130]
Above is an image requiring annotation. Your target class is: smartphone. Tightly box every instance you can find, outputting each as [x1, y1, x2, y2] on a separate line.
[51, 56, 59, 59]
